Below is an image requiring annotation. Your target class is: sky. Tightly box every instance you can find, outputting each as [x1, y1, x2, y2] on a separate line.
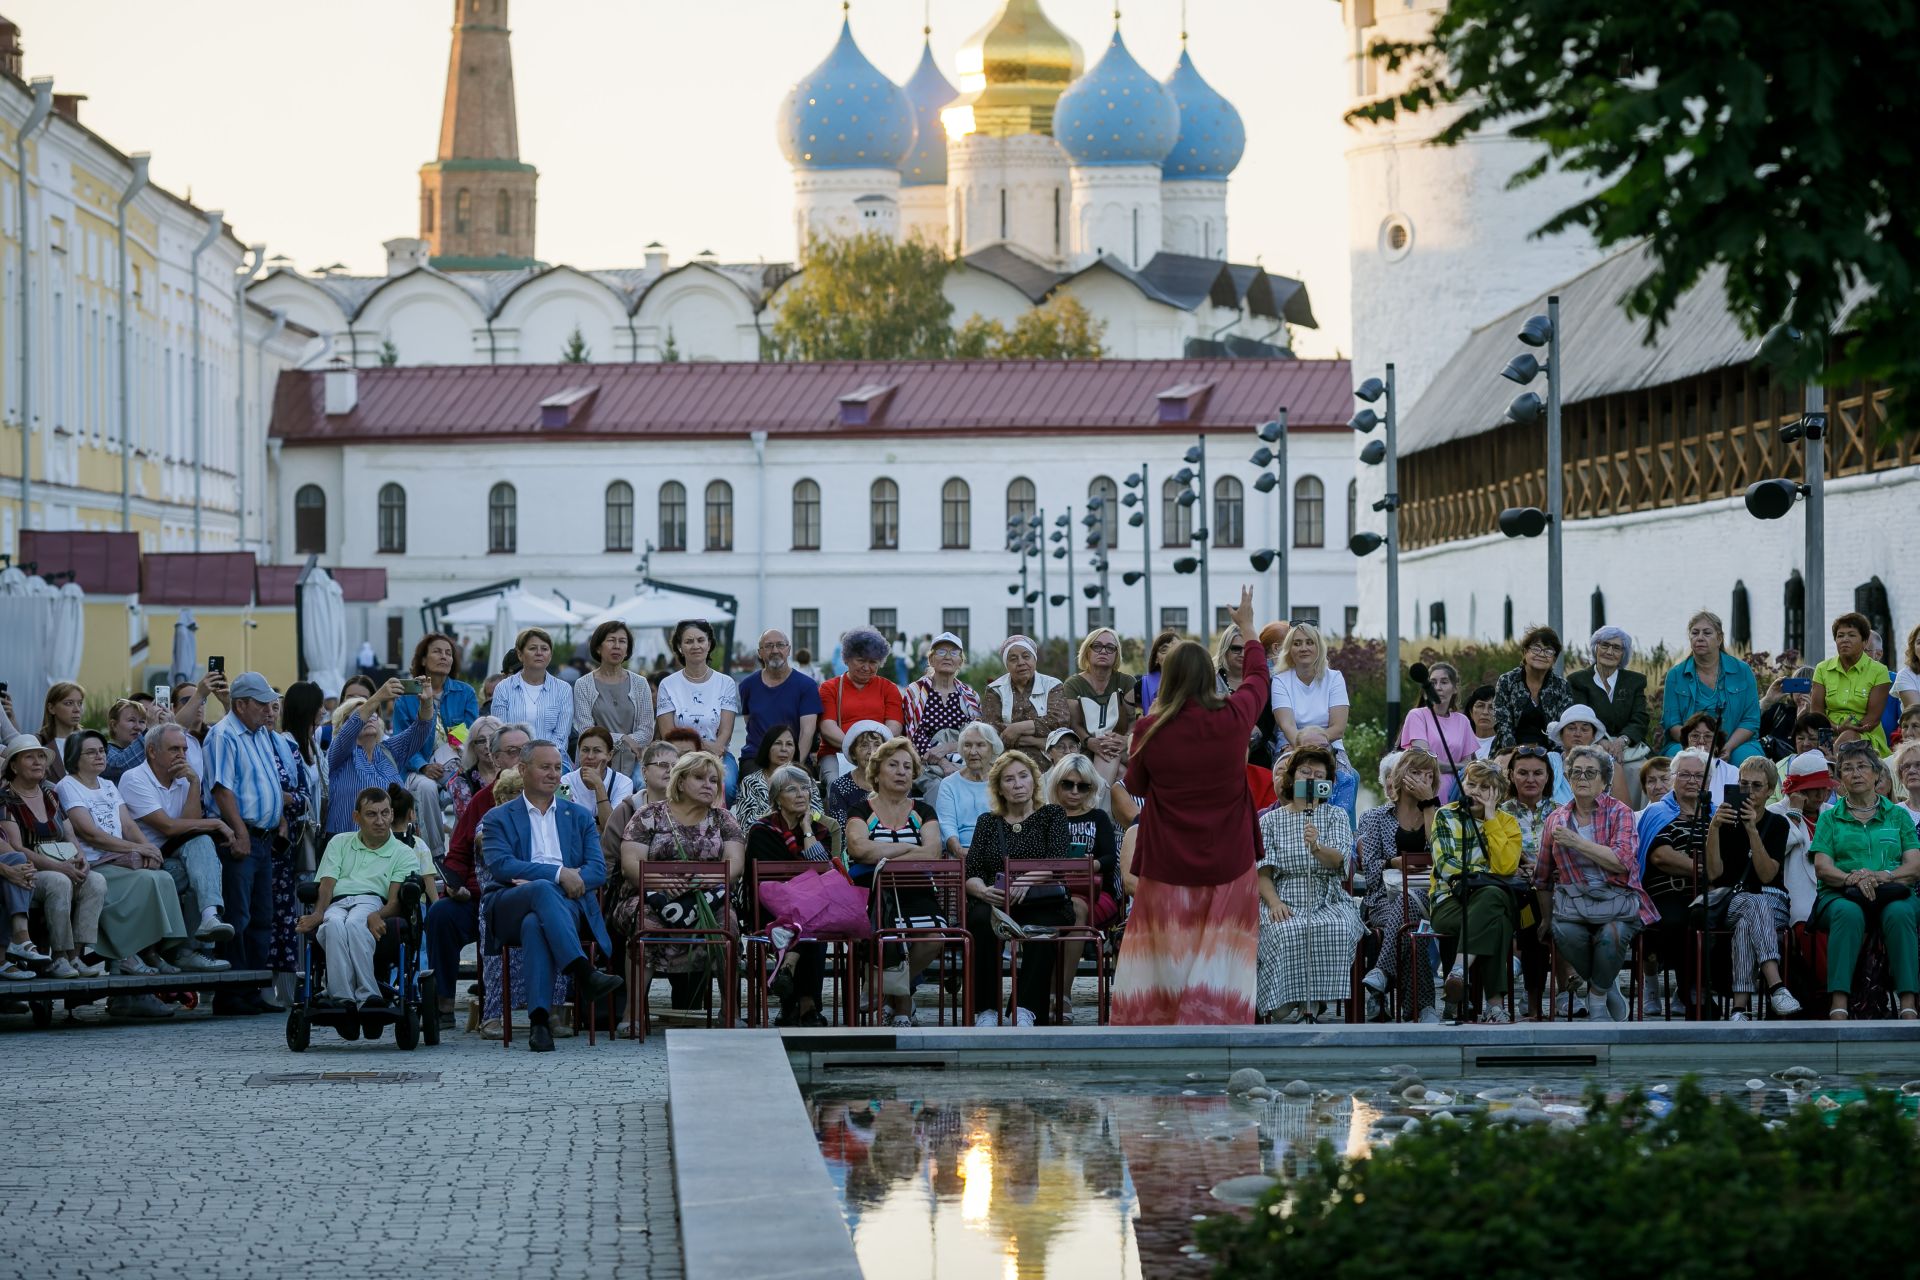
[9, 0, 1356, 356]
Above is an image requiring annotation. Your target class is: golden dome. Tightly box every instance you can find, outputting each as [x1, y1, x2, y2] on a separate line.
[942, 0, 1083, 140]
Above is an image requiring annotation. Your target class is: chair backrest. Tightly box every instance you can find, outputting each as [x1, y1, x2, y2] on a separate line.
[871, 857, 967, 924]
[1000, 857, 1101, 917]
[633, 861, 737, 932]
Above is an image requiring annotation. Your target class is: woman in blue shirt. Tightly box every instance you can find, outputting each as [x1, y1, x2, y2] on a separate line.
[325, 678, 436, 835]
[1660, 610, 1762, 764]
[387, 632, 479, 857]
[489, 628, 574, 764]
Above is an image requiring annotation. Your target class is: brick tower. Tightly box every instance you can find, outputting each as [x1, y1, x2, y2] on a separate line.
[419, 0, 539, 269]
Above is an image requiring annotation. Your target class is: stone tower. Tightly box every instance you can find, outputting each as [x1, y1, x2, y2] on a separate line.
[419, 0, 539, 270]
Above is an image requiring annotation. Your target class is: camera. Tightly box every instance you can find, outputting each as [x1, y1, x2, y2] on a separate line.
[1293, 778, 1334, 803]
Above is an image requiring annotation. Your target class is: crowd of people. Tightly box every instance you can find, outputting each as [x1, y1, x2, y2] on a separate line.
[4, 598, 1917, 1039]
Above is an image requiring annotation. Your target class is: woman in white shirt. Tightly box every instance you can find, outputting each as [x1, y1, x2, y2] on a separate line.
[1269, 623, 1359, 817]
[490, 627, 575, 765]
[562, 727, 635, 830]
[55, 730, 201, 987]
[656, 619, 742, 800]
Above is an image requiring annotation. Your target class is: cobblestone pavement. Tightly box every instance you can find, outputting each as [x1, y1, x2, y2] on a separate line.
[0, 999, 682, 1280]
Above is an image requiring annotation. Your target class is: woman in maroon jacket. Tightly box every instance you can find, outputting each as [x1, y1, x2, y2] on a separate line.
[1112, 586, 1267, 1025]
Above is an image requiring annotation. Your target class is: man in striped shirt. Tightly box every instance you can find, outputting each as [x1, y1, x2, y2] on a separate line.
[205, 671, 299, 1014]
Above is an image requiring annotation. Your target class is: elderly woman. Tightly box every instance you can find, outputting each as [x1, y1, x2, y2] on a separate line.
[826, 720, 890, 826]
[1569, 626, 1651, 772]
[1046, 753, 1121, 928]
[846, 736, 948, 1028]
[1759, 664, 1816, 759]
[1661, 609, 1762, 763]
[1064, 628, 1135, 772]
[491, 627, 576, 765]
[1503, 745, 1559, 1016]
[447, 714, 504, 821]
[934, 721, 1001, 856]
[1255, 745, 1361, 1023]
[387, 631, 482, 860]
[0, 734, 108, 979]
[562, 726, 634, 829]
[573, 620, 656, 784]
[325, 678, 437, 836]
[745, 763, 839, 1026]
[1354, 747, 1440, 1021]
[615, 751, 747, 1012]
[655, 619, 741, 799]
[986, 634, 1069, 774]
[1269, 623, 1358, 816]
[1812, 611, 1893, 755]
[818, 628, 904, 785]
[903, 631, 981, 777]
[1536, 745, 1656, 1022]
[1427, 759, 1523, 1023]
[1137, 629, 1181, 716]
[732, 724, 821, 828]
[1710, 755, 1804, 1020]
[964, 751, 1075, 1026]
[1547, 705, 1612, 805]
[1493, 626, 1578, 755]
[1396, 661, 1475, 801]
[1217, 625, 1279, 771]
[1811, 740, 1920, 1019]
[1045, 726, 1083, 769]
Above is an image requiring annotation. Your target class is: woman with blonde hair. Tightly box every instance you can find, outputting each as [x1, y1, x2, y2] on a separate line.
[1063, 628, 1134, 778]
[1270, 622, 1358, 816]
[845, 735, 948, 1027]
[964, 751, 1075, 1025]
[1215, 624, 1279, 771]
[1353, 747, 1441, 1020]
[1428, 758, 1523, 1023]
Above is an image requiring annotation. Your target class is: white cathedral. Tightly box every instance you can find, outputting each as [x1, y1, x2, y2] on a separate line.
[249, 0, 1315, 370]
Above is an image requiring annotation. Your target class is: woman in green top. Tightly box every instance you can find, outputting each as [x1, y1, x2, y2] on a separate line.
[1810, 741, 1920, 1019]
[1811, 611, 1892, 755]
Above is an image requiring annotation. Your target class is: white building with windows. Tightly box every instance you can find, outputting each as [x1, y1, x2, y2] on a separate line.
[269, 358, 1360, 662]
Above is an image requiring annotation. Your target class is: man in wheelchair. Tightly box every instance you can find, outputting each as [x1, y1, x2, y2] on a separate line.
[295, 788, 421, 1014]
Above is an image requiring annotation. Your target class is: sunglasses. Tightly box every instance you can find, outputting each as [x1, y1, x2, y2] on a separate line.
[1060, 780, 1093, 793]
[1226, 644, 1245, 655]
[1512, 746, 1551, 760]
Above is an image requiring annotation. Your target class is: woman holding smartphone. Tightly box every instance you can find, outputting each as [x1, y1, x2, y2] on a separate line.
[1254, 745, 1360, 1024]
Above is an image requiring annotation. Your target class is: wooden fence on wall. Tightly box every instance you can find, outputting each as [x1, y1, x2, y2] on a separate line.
[1400, 367, 1900, 550]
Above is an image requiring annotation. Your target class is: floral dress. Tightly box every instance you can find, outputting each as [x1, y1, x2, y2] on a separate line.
[1255, 804, 1361, 1013]
[611, 801, 743, 973]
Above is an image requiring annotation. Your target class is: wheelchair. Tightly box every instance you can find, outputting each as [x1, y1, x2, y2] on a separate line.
[286, 874, 439, 1052]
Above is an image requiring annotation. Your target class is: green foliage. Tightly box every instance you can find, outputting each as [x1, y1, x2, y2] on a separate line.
[954, 294, 1107, 359]
[561, 326, 591, 363]
[770, 234, 956, 361]
[377, 337, 399, 368]
[1200, 1081, 1920, 1278]
[662, 327, 681, 363]
[1350, 0, 1917, 431]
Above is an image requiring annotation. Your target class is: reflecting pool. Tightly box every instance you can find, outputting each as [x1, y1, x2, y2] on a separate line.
[802, 1065, 1911, 1279]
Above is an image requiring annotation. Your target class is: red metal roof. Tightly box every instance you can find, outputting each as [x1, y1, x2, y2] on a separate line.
[18, 531, 141, 595]
[142, 553, 257, 607]
[256, 565, 389, 605]
[271, 357, 1356, 446]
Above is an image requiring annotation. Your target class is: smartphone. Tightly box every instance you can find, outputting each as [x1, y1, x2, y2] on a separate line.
[153, 684, 172, 710]
[0, 681, 7, 696]
[208, 655, 225, 674]
[1721, 784, 1746, 814]
[399, 678, 423, 696]
[1781, 677, 1812, 695]
[1293, 778, 1334, 803]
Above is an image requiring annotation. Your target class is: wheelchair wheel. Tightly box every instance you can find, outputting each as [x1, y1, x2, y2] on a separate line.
[395, 1006, 420, 1051]
[286, 1009, 311, 1052]
[419, 972, 441, 1047]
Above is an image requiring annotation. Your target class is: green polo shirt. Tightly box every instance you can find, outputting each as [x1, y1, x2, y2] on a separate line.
[315, 831, 417, 899]
[1810, 795, 1919, 875]
[1812, 655, 1892, 754]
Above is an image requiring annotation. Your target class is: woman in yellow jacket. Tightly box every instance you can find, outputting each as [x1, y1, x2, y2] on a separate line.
[1428, 759, 1524, 1024]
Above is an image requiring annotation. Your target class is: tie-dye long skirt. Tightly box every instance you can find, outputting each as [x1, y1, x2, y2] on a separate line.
[1110, 865, 1259, 1025]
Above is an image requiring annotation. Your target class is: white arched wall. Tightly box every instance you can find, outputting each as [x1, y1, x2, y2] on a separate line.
[1055, 269, 1187, 358]
[943, 267, 1034, 332]
[494, 268, 629, 364]
[247, 272, 351, 363]
[354, 271, 487, 367]
[635, 266, 760, 361]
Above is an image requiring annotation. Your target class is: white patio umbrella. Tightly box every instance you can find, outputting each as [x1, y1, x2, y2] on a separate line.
[587, 587, 734, 629]
[0, 567, 54, 720]
[45, 580, 85, 687]
[441, 588, 585, 630]
[490, 593, 516, 680]
[299, 567, 348, 698]
[170, 609, 199, 685]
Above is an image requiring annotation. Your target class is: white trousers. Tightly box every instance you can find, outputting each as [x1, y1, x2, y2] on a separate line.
[318, 894, 388, 1005]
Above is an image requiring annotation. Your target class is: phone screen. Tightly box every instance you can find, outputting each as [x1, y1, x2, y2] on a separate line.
[208, 655, 225, 674]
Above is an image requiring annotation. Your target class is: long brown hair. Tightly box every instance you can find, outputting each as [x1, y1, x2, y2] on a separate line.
[1133, 641, 1223, 755]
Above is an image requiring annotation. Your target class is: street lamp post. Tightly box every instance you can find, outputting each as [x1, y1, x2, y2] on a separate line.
[115, 151, 150, 533]
[1122, 465, 1153, 641]
[189, 209, 225, 551]
[1496, 295, 1566, 649]
[1052, 506, 1075, 634]
[1349, 369, 1402, 739]
[15, 76, 54, 535]
[1031, 511, 1049, 647]
[1248, 409, 1289, 620]
[1744, 323, 1827, 662]
[233, 244, 265, 552]
[1193, 437, 1210, 634]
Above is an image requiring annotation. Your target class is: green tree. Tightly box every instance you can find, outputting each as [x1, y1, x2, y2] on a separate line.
[377, 337, 399, 367]
[561, 325, 590, 363]
[1352, 1, 1917, 428]
[954, 295, 1106, 359]
[771, 233, 955, 361]
[662, 326, 681, 363]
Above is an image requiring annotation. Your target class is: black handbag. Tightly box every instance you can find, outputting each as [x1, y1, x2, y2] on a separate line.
[1689, 885, 1736, 931]
[1843, 880, 1913, 912]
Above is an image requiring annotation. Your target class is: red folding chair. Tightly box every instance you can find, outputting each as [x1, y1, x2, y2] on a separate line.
[1393, 852, 1436, 1022]
[866, 858, 972, 1027]
[744, 859, 861, 1028]
[998, 857, 1108, 1027]
[499, 927, 607, 1047]
[625, 864, 739, 1041]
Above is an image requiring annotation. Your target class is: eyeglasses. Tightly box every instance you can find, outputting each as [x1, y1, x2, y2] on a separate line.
[1673, 771, 1706, 784]
[1526, 643, 1558, 656]
[1060, 780, 1093, 793]
[1593, 641, 1624, 652]
[1089, 642, 1118, 653]
[1566, 768, 1603, 781]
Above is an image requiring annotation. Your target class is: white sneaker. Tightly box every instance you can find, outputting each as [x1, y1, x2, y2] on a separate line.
[1014, 1007, 1037, 1027]
[974, 1009, 1005, 1028]
[1417, 1005, 1441, 1024]
[1480, 1003, 1512, 1025]
[1729, 1010, 1751, 1022]
[889, 1012, 919, 1029]
[171, 950, 230, 973]
[1586, 993, 1612, 1022]
[1768, 986, 1803, 1017]
[74, 957, 108, 978]
[115, 955, 156, 976]
[194, 913, 234, 942]
[1361, 967, 1388, 995]
[46, 957, 79, 979]
[1606, 987, 1627, 1023]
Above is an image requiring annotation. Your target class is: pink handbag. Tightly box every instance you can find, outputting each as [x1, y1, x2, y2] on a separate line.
[758, 864, 873, 940]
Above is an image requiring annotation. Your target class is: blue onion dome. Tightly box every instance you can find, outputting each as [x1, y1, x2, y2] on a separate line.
[1053, 29, 1180, 168]
[1161, 48, 1244, 180]
[777, 19, 918, 170]
[902, 38, 959, 186]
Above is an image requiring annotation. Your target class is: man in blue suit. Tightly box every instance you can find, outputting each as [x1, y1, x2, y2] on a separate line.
[480, 740, 624, 1051]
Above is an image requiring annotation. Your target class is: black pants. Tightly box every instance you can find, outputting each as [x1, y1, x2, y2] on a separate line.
[967, 897, 1075, 1023]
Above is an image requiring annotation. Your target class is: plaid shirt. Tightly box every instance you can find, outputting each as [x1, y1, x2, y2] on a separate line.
[1536, 794, 1658, 925]
[1428, 803, 1522, 905]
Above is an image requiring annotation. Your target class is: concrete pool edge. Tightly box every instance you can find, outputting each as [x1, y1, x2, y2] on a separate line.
[669, 1021, 1920, 1280]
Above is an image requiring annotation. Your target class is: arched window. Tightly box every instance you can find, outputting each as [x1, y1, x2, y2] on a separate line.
[294, 484, 326, 555]
[488, 482, 516, 554]
[1088, 476, 1118, 548]
[1503, 596, 1515, 641]
[705, 480, 733, 552]
[454, 189, 472, 234]
[1784, 570, 1806, 654]
[1161, 477, 1193, 547]
[420, 191, 435, 235]
[1731, 580, 1752, 650]
[1590, 587, 1606, 633]
[1006, 477, 1036, 533]
[1213, 476, 1244, 548]
[1855, 576, 1893, 654]
[377, 483, 406, 554]
[1429, 601, 1447, 639]
[495, 190, 512, 236]
[791, 479, 821, 550]
[1292, 476, 1325, 548]
[871, 478, 900, 550]
[1347, 479, 1357, 541]
[657, 481, 686, 552]
[941, 478, 971, 549]
[604, 481, 633, 552]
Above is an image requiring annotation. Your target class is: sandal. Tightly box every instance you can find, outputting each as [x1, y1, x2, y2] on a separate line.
[1900, 1009, 1919, 1020]
[1828, 1007, 1851, 1020]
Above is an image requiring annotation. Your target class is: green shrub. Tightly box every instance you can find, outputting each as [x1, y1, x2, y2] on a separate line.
[1198, 1081, 1920, 1278]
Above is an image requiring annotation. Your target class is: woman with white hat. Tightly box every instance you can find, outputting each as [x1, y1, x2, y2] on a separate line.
[903, 632, 981, 776]
[825, 720, 891, 827]
[985, 635, 1068, 774]
[1547, 705, 1610, 805]
[0, 734, 108, 980]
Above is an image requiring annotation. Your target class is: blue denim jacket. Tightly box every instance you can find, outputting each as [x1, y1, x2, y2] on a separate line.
[389, 679, 480, 773]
